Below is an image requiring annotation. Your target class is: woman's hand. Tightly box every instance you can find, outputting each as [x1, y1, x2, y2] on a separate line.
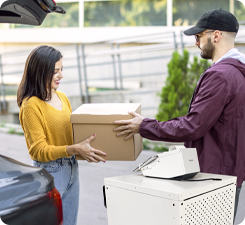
[67, 134, 106, 163]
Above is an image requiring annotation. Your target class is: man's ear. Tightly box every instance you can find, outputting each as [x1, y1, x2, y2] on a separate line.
[213, 30, 222, 43]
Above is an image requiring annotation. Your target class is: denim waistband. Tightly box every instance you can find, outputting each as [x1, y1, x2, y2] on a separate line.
[56, 154, 77, 165]
[32, 155, 77, 167]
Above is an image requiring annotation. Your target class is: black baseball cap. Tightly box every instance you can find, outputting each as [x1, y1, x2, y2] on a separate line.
[183, 9, 239, 36]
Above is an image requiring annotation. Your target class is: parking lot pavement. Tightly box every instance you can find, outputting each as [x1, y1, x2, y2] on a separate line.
[0, 132, 155, 225]
[0, 132, 244, 225]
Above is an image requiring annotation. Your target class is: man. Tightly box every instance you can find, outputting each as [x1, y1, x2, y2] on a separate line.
[114, 9, 245, 221]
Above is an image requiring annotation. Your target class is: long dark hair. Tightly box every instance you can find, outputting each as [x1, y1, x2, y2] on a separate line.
[17, 45, 62, 107]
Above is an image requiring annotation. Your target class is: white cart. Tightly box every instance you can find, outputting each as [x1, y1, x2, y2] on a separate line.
[104, 173, 236, 225]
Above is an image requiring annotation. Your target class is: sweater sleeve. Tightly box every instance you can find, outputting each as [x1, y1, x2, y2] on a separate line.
[140, 71, 228, 142]
[21, 103, 69, 162]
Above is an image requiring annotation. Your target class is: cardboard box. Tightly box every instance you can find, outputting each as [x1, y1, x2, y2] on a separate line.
[71, 103, 143, 161]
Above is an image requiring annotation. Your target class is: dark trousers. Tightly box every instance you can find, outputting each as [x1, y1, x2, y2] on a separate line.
[234, 185, 242, 224]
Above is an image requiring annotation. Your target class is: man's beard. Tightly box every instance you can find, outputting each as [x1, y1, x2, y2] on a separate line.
[199, 38, 215, 59]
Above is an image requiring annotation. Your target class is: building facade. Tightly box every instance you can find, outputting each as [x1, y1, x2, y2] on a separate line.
[0, 0, 243, 44]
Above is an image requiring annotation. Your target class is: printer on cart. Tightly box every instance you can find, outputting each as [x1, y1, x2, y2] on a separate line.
[134, 146, 200, 180]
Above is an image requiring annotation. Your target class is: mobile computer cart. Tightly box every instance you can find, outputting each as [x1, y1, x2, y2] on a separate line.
[104, 173, 236, 225]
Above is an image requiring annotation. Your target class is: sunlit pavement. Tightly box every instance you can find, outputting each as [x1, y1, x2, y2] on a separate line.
[0, 132, 244, 225]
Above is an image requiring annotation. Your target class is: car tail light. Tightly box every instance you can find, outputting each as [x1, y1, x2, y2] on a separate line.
[52, 0, 56, 5]
[48, 187, 63, 225]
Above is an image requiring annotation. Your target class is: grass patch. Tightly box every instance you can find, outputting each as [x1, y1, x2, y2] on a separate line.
[7, 127, 16, 134]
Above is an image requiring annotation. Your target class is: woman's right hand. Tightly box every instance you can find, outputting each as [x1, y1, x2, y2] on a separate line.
[66, 134, 106, 163]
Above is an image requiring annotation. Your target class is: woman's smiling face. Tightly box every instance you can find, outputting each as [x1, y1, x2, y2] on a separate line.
[51, 58, 63, 90]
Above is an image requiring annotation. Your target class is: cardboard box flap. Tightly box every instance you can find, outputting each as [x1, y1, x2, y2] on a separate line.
[71, 103, 141, 124]
[72, 103, 141, 115]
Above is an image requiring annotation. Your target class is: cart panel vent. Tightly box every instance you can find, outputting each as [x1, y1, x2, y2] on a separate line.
[180, 184, 235, 225]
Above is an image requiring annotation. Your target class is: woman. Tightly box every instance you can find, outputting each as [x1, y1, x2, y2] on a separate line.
[17, 45, 106, 225]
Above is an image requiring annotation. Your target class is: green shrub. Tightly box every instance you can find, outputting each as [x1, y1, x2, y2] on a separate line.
[153, 145, 169, 153]
[156, 50, 211, 122]
[143, 139, 169, 153]
[143, 140, 151, 150]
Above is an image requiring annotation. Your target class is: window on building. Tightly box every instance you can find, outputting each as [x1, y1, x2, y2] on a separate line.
[234, 1, 245, 23]
[173, 0, 230, 26]
[84, 0, 167, 27]
[10, 2, 79, 28]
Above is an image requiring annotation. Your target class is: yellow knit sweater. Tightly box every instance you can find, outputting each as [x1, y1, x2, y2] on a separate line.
[19, 91, 73, 162]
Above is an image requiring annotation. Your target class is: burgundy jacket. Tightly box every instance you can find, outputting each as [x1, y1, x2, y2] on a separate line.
[140, 58, 245, 187]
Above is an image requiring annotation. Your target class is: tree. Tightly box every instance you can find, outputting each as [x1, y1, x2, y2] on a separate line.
[173, 0, 229, 26]
[84, 0, 167, 27]
[156, 50, 211, 122]
[188, 54, 211, 90]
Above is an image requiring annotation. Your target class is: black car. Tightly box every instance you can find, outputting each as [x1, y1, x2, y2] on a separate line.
[0, 154, 63, 225]
[0, 1, 65, 224]
[0, 0, 65, 26]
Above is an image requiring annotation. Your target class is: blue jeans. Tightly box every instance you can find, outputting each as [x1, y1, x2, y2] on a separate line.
[32, 155, 79, 225]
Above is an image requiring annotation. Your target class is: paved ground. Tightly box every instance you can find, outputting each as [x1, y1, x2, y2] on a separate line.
[0, 132, 244, 225]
